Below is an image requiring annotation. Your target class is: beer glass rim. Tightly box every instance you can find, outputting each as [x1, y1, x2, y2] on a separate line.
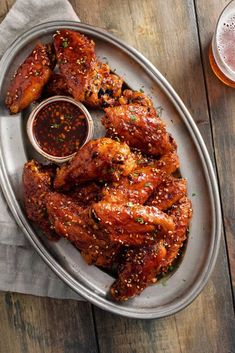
[214, 0, 235, 76]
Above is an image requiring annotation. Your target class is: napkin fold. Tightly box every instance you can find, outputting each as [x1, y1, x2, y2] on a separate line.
[0, 0, 83, 300]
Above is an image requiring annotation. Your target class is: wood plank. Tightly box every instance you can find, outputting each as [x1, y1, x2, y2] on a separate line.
[73, 0, 235, 352]
[195, 0, 235, 299]
[0, 292, 98, 353]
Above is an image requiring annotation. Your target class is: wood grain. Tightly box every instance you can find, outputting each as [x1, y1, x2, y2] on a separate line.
[0, 292, 98, 353]
[0, 0, 234, 353]
[195, 0, 235, 298]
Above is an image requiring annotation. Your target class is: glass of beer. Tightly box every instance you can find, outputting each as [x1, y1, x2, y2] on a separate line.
[209, 0, 235, 87]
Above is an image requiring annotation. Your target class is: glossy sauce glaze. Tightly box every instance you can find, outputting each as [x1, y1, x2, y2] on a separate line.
[33, 101, 88, 157]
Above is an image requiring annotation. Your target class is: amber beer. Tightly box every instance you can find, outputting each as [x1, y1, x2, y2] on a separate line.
[209, 0, 235, 87]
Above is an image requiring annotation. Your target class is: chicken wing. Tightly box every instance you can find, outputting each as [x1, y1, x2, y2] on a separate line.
[53, 29, 96, 102]
[161, 196, 192, 271]
[46, 192, 121, 268]
[23, 160, 59, 240]
[84, 61, 123, 108]
[102, 151, 179, 205]
[110, 241, 166, 301]
[92, 202, 175, 246]
[5, 43, 55, 113]
[110, 197, 192, 301]
[54, 137, 137, 190]
[102, 103, 175, 156]
[53, 29, 123, 108]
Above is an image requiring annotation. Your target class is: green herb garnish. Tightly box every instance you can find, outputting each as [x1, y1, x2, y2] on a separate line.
[139, 88, 144, 93]
[64, 114, 73, 119]
[102, 56, 108, 64]
[126, 202, 134, 207]
[144, 182, 152, 188]
[51, 123, 60, 129]
[34, 70, 40, 76]
[135, 217, 145, 224]
[133, 172, 140, 177]
[130, 114, 137, 121]
[156, 106, 163, 117]
[114, 136, 120, 142]
[64, 221, 72, 226]
[62, 39, 68, 48]
[168, 265, 174, 272]
[192, 193, 196, 197]
[161, 277, 168, 286]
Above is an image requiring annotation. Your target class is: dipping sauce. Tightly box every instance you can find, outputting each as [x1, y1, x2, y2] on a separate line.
[33, 101, 88, 157]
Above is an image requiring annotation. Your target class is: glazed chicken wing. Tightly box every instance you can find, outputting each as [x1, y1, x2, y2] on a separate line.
[161, 196, 192, 271]
[84, 61, 123, 108]
[102, 166, 164, 205]
[53, 30, 123, 108]
[53, 29, 96, 102]
[103, 104, 175, 156]
[23, 160, 59, 240]
[5, 43, 55, 113]
[110, 241, 166, 301]
[102, 151, 179, 205]
[54, 137, 137, 190]
[110, 197, 192, 301]
[46, 192, 121, 268]
[92, 202, 175, 246]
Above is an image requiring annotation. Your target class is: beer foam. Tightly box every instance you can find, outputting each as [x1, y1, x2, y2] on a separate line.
[217, 10, 235, 73]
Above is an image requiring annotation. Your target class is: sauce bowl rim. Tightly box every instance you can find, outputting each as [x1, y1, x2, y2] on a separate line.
[26, 95, 94, 163]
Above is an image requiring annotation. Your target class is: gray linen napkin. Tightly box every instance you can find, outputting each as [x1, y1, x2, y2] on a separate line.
[0, 0, 83, 300]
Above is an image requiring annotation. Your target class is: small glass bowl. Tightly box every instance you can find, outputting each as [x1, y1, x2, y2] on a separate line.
[27, 95, 94, 163]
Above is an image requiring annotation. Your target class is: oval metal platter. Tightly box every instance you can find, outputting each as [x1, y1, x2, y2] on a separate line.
[0, 21, 221, 319]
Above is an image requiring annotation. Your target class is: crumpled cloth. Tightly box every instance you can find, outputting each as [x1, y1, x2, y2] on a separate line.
[0, 0, 83, 300]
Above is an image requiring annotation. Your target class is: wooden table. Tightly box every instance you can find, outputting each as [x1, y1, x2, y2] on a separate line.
[0, 0, 235, 352]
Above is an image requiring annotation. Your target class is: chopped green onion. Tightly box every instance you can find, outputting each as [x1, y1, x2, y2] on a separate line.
[156, 106, 163, 117]
[135, 217, 145, 224]
[50, 123, 60, 129]
[114, 136, 120, 142]
[64, 114, 73, 119]
[144, 182, 152, 188]
[62, 39, 68, 48]
[130, 114, 137, 121]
